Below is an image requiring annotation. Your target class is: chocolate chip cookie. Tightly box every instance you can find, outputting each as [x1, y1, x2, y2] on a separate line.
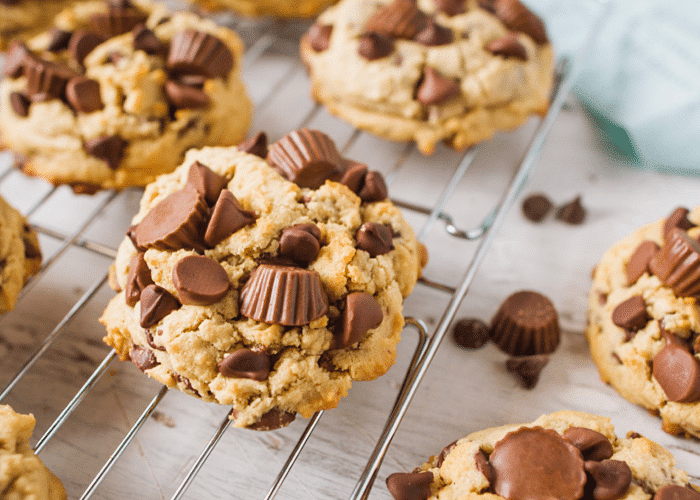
[301, 0, 554, 155]
[588, 206, 700, 438]
[0, 0, 251, 193]
[100, 128, 422, 429]
[0, 0, 79, 50]
[386, 410, 697, 500]
[187, 0, 339, 18]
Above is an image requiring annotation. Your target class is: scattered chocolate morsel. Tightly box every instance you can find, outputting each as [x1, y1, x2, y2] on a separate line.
[488, 32, 527, 60]
[125, 252, 154, 307]
[267, 129, 344, 189]
[414, 18, 453, 46]
[4, 41, 30, 78]
[172, 255, 230, 306]
[474, 449, 496, 483]
[434, 0, 467, 16]
[164, 79, 209, 109]
[490, 426, 586, 500]
[663, 207, 695, 237]
[84, 135, 127, 170]
[333, 292, 383, 349]
[238, 131, 268, 158]
[653, 329, 700, 403]
[68, 30, 106, 65]
[386, 471, 433, 500]
[522, 193, 552, 222]
[132, 24, 164, 55]
[556, 195, 586, 225]
[133, 187, 208, 252]
[435, 440, 457, 468]
[492, 0, 549, 44]
[24, 56, 78, 102]
[240, 265, 329, 326]
[279, 225, 321, 265]
[452, 317, 490, 349]
[129, 345, 159, 372]
[47, 28, 72, 52]
[611, 295, 648, 332]
[245, 408, 296, 431]
[9, 92, 30, 118]
[416, 67, 460, 106]
[218, 348, 270, 381]
[584, 460, 632, 500]
[66, 76, 104, 113]
[186, 161, 228, 206]
[563, 427, 613, 462]
[506, 355, 549, 389]
[654, 485, 700, 500]
[649, 228, 700, 298]
[626, 240, 660, 286]
[358, 31, 395, 61]
[356, 222, 394, 257]
[168, 29, 233, 79]
[139, 284, 181, 328]
[204, 189, 256, 248]
[490, 290, 560, 355]
[307, 23, 333, 52]
[365, 0, 429, 39]
[91, 4, 147, 38]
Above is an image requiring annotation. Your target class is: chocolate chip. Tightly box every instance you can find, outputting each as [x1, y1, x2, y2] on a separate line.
[66, 76, 104, 113]
[68, 30, 106, 65]
[416, 67, 460, 106]
[125, 252, 154, 307]
[10, 92, 30, 117]
[474, 449, 496, 483]
[307, 23, 333, 52]
[653, 329, 700, 403]
[333, 292, 383, 349]
[491, 426, 586, 500]
[435, 440, 458, 468]
[186, 161, 227, 206]
[563, 427, 613, 462]
[452, 317, 490, 349]
[204, 189, 256, 248]
[47, 28, 72, 52]
[386, 471, 433, 500]
[24, 56, 78, 102]
[129, 345, 158, 372]
[145, 330, 166, 351]
[522, 193, 552, 222]
[358, 31, 395, 60]
[84, 135, 127, 170]
[342, 166, 389, 203]
[492, 0, 548, 44]
[626, 240, 660, 286]
[556, 196, 586, 225]
[488, 32, 528, 60]
[340, 162, 368, 193]
[280, 225, 321, 265]
[414, 18, 453, 46]
[168, 29, 233, 79]
[663, 207, 695, 238]
[164, 79, 209, 109]
[172, 255, 229, 306]
[611, 295, 648, 332]
[506, 355, 549, 389]
[173, 372, 199, 396]
[4, 41, 29, 78]
[434, 0, 467, 16]
[584, 460, 632, 500]
[132, 24, 164, 54]
[654, 485, 700, 500]
[649, 228, 700, 298]
[140, 284, 181, 328]
[218, 348, 270, 381]
[490, 291, 560, 355]
[245, 408, 296, 431]
[238, 131, 268, 158]
[365, 0, 429, 39]
[356, 222, 394, 257]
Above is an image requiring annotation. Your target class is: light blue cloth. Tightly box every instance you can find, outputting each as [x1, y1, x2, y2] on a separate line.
[526, 0, 700, 175]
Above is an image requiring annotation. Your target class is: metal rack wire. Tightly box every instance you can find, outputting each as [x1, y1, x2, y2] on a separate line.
[0, 1, 609, 498]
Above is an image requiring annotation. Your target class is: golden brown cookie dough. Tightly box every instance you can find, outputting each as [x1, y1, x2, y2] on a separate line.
[100, 128, 422, 429]
[301, 0, 554, 155]
[0, 0, 79, 50]
[0, 405, 66, 500]
[0, 0, 252, 193]
[588, 206, 700, 439]
[187, 0, 339, 18]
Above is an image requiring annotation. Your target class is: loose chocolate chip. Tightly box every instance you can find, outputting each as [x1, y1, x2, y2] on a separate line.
[654, 485, 700, 500]
[47, 28, 72, 52]
[358, 171, 388, 202]
[132, 24, 164, 54]
[452, 317, 490, 349]
[491, 426, 586, 500]
[649, 228, 700, 298]
[68, 30, 106, 65]
[414, 18, 453, 46]
[279, 226, 321, 265]
[653, 330, 700, 403]
[435, 0, 467, 15]
[563, 427, 613, 462]
[125, 252, 154, 307]
[663, 207, 695, 238]
[584, 460, 632, 500]
[24, 56, 78, 102]
[386, 471, 433, 500]
[358, 31, 395, 61]
[416, 67, 460, 106]
[333, 292, 383, 349]
[292, 223, 322, 241]
[556, 196, 586, 225]
[626, 240, 660, 285]
[164, 79, 209, 109]
[491, 291, 560, 355]
[140, 284, 181, 328]
[172, 255, 229, 306]
[218, 348, 270, 381]
[238, 131, 268, 158]
[611, 295, 648, 332]
[10, 92, 30, 117]
[4, 41, 29, 78]
[356, 222, 394, 257]
[168, 29, 233, 79]
[506, 355, 549, 389]
[307, 23, 333, 52]
[245, 408, 296, 431]
[84, 135, 127, 170]
[474, 449, 496, 483]
[365, 0, 429, 39]
[204, 189, 256, 248]
[186, 161, 227, 206]
[492, 0, 549, 44]
[488, 32, 528, 60]
[522, 193, 552, 222]
[129, 345, 159, 372]
[66, 76, 104, 113]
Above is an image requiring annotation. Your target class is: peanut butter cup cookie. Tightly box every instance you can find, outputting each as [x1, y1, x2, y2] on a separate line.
[301, 0, 554, 154]
[0, 0, 251, 193]
[100, 128, 422, 429]
[588, 206, 700, 438]
[187, 0, 339, 18]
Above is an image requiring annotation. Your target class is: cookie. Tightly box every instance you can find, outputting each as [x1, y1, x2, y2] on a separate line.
[0, 405, 66, 500]
[187, 0, 339, 17]
[0, 195, 41, 314]
[99, 128, 422, 430]
[0, 0, 252, 193]
[300, 0, 554, 155]
[386, 410, 697, 500]
[0, 0, 79, 50]
[587, 206, 700, 438]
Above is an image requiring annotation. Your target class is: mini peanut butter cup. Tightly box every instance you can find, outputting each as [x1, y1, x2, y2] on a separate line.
[167, 29, 233, 79]
[239, 265, 329, 326]
[490, 291, 559, 355]
[91, 4, 147, 38]
[23, 56, 78, 102]
[649, 228, 700, 298]
[365, 0, 429, 39]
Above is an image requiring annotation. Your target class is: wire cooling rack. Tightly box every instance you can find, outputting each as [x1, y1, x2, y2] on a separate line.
[0, 1, 626, 498]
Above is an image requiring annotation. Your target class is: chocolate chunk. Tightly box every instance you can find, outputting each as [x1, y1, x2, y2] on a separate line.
[563, 427, 613, 462]
[66, 76, 104, 113]
[365, 0, 429, 39]
[204, 189, 256, 248]
[47, 28, 72, 52]
[492, 0, 549, 44]
[435, 440, 458, 468]
[356, 222, 394, 257]
[164, 79, 209, 109]
[435, 0, 466, 16]
[186, 161, 228, 206]
[522, 193, 552, 222]
[172, 255, 230, 306]
[490, 426, 586, 500]
[649, 228, 700, 298]
[133, 187, 208, 252]
[125, 252, 154, 307]
[488, 32, 528, 60]
[416, 67, 460, 106]
[358, 32, 395, 61]
[452, 317, 490, 349]
[267, 129, 344, 189]
[333, 292, 383, 349]
[654, 485, 700, 500]
[240, 265, 329, 326]
[68, 30, 106, 65]
[84, 135, 127, 170]
[490, 290, 560, 355]
[663, 207, 695, 237]
[653, 329, 700, 403]
[611, 295, 648, 332]
[238, 131, 268, 158]
[280, 225, 321, 265]
[129, 345, 159, 372]
[245, 408, 296, 431]
[474, 449, 496, 483]
[4, 41, 30, 78]
[140, 284, 181, 328]
[386, 471, 433, 500]
[626, 240, 660, 285]
[506, 355, 549, 389]
[218, 348, 270, 381]
[132, 24, 164, 55]
[145, 329, 166, 351]
[10, 92, 30, 117]
[24, 56, 78, 102]
[584, 460, 632, 500]
[307, 23, 333, 52]
[168, 29, 233, 79]
[91, 5, 147, 38]
[556, 196, 586, 225]
[414, 18, 453, 46]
